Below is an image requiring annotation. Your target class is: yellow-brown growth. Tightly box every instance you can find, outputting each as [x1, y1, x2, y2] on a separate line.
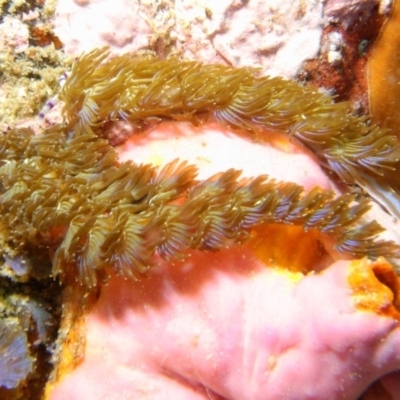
[0, 127, 398, 287]
[368, 0, 400, 133]
[59, 48, 400, 220]
[366, 0, 400, 218]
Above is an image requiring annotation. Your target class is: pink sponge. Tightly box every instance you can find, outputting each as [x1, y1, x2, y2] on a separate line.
[47, 255, 400, 399]
[45, 121, 400, 399]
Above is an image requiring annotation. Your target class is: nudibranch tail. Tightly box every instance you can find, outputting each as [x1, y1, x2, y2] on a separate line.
[0, 127, 398, 287]
[59, 48, 400, 220]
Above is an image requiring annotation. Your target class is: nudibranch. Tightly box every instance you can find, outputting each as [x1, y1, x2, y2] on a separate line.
[0, 47, 399, 289]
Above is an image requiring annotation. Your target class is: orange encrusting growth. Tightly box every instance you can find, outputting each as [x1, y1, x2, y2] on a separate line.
[366, 0, 400, 211]
[368, 0, 400, 135]
[348, 258, 400, 320]
[247, 224, 327, 275]
[44, 284, 98, 398]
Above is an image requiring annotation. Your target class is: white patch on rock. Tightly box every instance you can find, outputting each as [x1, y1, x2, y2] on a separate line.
[53, 0, 324, 79]
[0, 16, 29, 54]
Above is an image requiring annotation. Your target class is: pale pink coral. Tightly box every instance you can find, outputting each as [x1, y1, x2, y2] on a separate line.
[0, 16, 29, 54]
[53, 0, 152, 55]
[53, 0, 324, 78]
